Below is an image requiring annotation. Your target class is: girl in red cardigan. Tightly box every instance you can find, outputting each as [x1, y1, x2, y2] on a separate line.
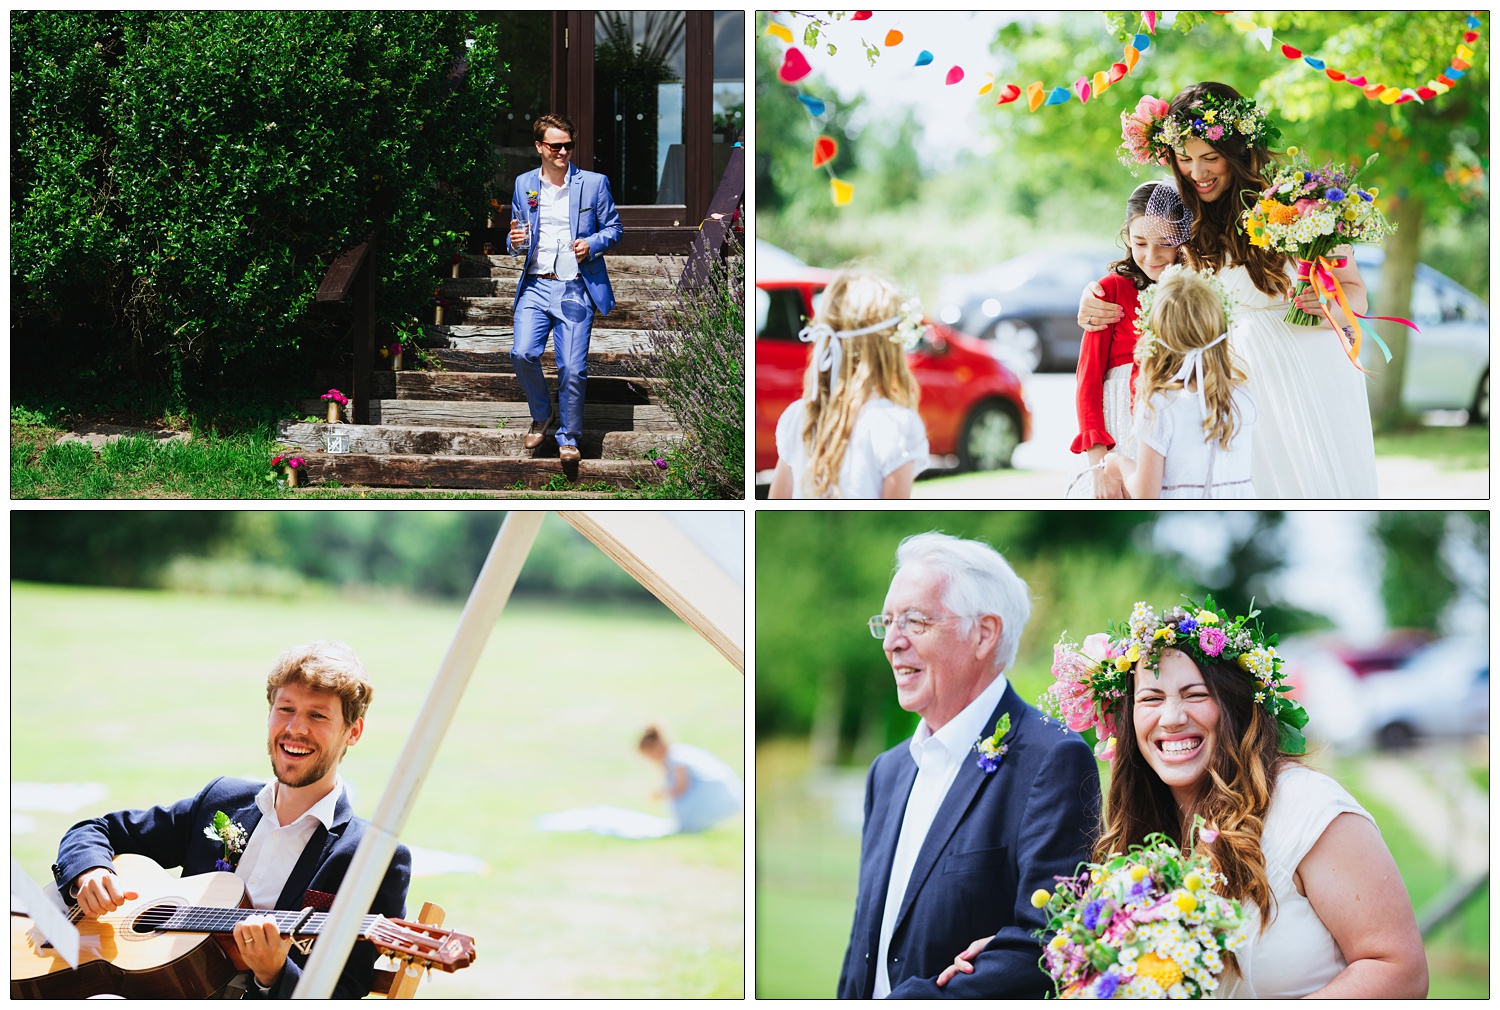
[1070, 181, 1188, 498]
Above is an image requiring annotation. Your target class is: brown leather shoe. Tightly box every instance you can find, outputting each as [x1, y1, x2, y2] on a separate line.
[558, 444, 581, 464]
[524, 409, 555, 450]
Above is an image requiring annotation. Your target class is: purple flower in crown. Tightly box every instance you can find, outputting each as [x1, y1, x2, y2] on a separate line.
[1177, 616, 1198, 637]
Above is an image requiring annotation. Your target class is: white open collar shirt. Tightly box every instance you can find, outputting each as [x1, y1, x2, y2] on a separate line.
[236, 777, 344, 911]
[531, 177, 571, 277]
[873, 673, 1009, 998]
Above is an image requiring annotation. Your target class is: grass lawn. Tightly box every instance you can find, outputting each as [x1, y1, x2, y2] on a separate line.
[757, 738, 1487, 998]
[11, 583, 745, 998]
[1373, 423, 1488, 469]
[10, 419, 670, 499]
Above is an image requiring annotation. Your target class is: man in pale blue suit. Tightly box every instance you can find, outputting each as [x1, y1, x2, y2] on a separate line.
[506, 113, 623, 462]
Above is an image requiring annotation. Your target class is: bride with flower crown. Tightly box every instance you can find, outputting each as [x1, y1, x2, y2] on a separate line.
[936, 598, 1427, 998]
[1080, 82, 1378, 499]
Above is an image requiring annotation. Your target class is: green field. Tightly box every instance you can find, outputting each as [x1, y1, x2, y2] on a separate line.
[11, 582, 745, 998]
[756, 737, 1487, 999]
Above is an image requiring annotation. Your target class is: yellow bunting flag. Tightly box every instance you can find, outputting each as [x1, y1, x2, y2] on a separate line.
[977, 73, 994, 95]
[766, 21, 793, 44]
[1026, 81, 1045, 111]
[830, 178, 854, 206]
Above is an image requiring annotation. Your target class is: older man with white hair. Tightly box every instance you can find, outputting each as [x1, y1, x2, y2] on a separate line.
[837, 532, 1100, 999]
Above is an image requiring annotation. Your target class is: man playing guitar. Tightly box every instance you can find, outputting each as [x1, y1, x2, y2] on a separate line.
[52, 641, 411, 998]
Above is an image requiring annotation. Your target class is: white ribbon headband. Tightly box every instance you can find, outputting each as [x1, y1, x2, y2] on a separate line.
[797, 314, 907, 394]
[1169, 331, 1230, 418]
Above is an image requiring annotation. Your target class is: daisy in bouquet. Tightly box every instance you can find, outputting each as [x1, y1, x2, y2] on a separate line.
[1031, 816, 1246, 999]
[1240, 150, 1394, 342]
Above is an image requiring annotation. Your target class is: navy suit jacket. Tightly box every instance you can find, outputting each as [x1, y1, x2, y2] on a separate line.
[837, 684, 1100, 999]
[55, 776, 412, 999]
[507, 164, 623, 316]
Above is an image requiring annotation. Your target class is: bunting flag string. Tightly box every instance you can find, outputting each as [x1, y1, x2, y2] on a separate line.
[1211, 10, 1484, 105]
[764, 11, 1162, 204]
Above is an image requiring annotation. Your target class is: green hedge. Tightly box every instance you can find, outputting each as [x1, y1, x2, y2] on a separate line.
[12, 11, 504, 399]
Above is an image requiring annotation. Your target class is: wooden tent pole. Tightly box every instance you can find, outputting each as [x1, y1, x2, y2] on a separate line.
[292, 510, 547, 998]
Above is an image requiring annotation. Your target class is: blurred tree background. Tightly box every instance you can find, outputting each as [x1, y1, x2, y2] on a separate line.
[11, 511, 654, 604]
[755, 510, 1487, 763]
[756, 11, 1487, 428]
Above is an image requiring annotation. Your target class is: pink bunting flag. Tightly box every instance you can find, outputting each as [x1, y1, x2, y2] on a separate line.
[1142, 10, 1157, 34]
[945, 66, 965, 85]
[1075, 77, 1091, 103]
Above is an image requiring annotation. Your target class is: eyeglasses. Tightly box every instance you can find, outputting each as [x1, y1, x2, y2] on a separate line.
[539, 140, 576, 153]
[867, 612, 962, 640]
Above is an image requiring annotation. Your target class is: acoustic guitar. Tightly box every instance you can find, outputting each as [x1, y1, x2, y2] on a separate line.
[11, 853, 476, 999]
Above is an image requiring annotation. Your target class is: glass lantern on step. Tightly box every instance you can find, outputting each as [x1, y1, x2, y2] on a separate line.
[321, 428, 350, 454]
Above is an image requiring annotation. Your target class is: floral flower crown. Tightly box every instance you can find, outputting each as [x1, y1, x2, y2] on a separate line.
[1041, 595, 1310, 760]
[1134, 264, 1235, 363]
[1119, 92, 1281, 170]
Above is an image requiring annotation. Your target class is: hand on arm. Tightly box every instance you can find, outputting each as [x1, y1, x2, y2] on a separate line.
[1078, 281, 1123, 331]
[1089, 445, 1126, 499]
[1119, 444, 1164, 499]
[935, 935, 993, 987]
[1298, 813, 1428, 998]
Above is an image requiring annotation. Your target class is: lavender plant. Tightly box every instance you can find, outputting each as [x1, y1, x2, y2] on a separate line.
[637, 235, 745, 499]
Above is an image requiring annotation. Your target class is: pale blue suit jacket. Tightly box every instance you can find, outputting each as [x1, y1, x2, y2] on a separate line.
[507, 165, 623, 316]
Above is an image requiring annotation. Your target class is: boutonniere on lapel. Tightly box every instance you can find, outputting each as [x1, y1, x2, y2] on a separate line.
[974, 713, 1012, 773]
[526, 189, 539, 212]
[204, 810, 249, 872]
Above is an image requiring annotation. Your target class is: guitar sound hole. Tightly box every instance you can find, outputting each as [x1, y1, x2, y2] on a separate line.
[130, 902, 181, 935]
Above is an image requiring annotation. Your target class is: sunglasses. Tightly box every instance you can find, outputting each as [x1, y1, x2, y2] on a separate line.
[539, 140, 576, 153]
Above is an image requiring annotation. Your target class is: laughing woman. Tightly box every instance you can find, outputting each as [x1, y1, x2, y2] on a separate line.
[942, 599, 1428, 998]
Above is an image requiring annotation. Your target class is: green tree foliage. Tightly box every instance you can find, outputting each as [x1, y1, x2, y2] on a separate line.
[11, 11, 504, 402]
[11, 511, 237, 586]
[1372, 511, 1488, 630]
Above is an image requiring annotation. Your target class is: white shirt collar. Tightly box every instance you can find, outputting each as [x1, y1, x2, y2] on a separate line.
[909, 672, 1010, 767]
[254, 776, 344, 831]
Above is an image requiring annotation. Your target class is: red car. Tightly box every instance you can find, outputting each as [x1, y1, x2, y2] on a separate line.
[755, 252, 1032, 483]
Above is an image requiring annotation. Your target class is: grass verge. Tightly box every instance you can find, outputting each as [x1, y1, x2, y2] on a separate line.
[1373, 424, 1488, 469]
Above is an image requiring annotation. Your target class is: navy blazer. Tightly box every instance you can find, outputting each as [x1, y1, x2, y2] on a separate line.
[507, 164, 623, 316]
[55, 776, 412, 999]
[837, 684, 1100, 999]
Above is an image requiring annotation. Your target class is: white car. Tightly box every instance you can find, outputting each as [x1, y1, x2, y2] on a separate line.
[1360, 635, 1489, 749]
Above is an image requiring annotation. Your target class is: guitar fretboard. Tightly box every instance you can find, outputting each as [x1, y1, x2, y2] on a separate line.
[137, 905, 380, 938]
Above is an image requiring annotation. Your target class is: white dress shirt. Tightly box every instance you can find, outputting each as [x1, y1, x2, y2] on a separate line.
[874, 673, 1009, 998]
[236, 778, 344, 910]
[531, 178, 571, 276]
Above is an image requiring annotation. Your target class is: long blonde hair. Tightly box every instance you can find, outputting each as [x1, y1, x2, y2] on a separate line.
[1135, 269, 1246, 452]
[800, 271, 920, 497]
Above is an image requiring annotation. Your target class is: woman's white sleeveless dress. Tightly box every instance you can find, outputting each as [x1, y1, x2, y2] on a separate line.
[1220, 265, 1378, 498]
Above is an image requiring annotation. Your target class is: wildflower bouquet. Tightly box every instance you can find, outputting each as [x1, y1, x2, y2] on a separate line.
[1240, 150, 1393, 328]
[1032, 818, 1245, 999]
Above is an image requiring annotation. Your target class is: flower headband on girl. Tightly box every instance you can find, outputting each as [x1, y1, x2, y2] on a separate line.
[798, 297, 925, 394]
[1041, 595, 1310, 762]
[1119, 92, 1281, 170]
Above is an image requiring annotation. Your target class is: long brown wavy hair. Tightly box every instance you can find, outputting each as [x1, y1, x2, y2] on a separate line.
[1135, 268, 1248, 451]
[1167, 82, 1292, 300]
[1095, 651, 1287, 928]
[799, 270, 921, 497]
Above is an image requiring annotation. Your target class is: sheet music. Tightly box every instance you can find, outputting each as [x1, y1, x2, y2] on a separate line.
[12, 858, 80, 969]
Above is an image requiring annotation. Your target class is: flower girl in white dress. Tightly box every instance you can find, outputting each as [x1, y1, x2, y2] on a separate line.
[769, 271, 928, 499]
[1103, 265, 1257, 499]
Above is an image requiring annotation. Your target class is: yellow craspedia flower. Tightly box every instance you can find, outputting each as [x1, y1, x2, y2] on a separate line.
[1196, 610, 1219, 625]
[1136, 951, 1183, 989]
[1115, 656, 1131, 672]
[1345, 207, 1358, 221]
[1050, 933, 1069, 951]
[1185, 872, 1203, 892]
[1286, 145, 1299, 156]
[1368, 187, 1380, 198]
[1130, 865, 1148, 882]
[1032, 889, 1052, 908]
[1175, 891, 1198, 914]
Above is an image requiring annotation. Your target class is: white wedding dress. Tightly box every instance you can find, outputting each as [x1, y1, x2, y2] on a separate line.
[1216, 765, 1376, 998]
[1219, 266, 1378, 498]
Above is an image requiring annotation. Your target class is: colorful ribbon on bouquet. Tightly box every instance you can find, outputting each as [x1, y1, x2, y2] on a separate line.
[1298, 255, 1417, 370]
